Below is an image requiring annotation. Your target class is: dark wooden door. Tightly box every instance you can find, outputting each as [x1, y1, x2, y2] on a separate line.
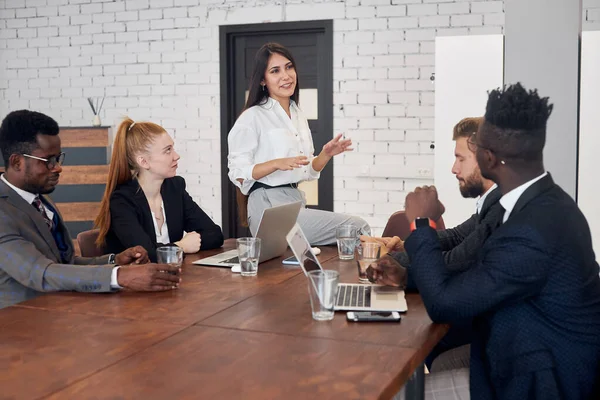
[220, 21, 333, 239]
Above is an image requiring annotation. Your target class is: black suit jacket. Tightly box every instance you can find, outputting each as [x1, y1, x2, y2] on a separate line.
[405, 174, 600, 399]
[391, 187, 504, 289]
[105, 177, 224, 262]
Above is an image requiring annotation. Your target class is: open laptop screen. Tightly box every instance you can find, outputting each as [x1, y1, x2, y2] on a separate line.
[286, 224, 322, 274]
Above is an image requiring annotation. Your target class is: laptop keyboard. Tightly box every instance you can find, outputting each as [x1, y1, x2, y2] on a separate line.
[219, 256, 239, 264]
[336, 285, 371, 308]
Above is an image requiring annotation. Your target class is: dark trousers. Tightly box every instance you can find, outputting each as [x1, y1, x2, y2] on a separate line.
[425, 320, 473, 369]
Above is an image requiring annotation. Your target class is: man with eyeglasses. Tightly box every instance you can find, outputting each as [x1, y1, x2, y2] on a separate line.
[0, 110, 181, 309]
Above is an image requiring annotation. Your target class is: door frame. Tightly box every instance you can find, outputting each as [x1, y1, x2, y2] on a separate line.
[219, 20, 334, 239]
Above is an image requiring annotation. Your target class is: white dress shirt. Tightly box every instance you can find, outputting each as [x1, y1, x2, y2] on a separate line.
[151, 200, 171, 244]
[227, 97, 320, 195]
[1, 174, 121, 288]
[475, 183, 498, 215]
[499, 172, 548, 223]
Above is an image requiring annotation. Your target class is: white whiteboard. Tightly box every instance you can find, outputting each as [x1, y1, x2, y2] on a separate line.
[578, 31, 600, 255]
[434, 35, 504, 228]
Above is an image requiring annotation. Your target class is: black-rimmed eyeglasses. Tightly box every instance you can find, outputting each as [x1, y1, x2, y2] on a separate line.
[23, 152, 66, 170]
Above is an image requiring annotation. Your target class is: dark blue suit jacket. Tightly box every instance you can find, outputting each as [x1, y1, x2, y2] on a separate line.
[405, 175, 600, 399]
[393, 187, 504, 291]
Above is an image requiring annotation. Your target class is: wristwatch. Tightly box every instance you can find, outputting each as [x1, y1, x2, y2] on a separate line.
[108, 253, 116, 264]
[410, 217, 437, 232]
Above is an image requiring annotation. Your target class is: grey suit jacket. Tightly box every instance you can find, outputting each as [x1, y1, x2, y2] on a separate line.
[0, 179, 115, 309]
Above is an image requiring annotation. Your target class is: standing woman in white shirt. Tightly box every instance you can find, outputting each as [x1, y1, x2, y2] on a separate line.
[228, 42, 371, 245]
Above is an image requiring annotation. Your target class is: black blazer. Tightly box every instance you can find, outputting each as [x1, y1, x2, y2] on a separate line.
[105, 177, 224, 262]
[391, 187, 503, 284]
[405, 174, 600, 399]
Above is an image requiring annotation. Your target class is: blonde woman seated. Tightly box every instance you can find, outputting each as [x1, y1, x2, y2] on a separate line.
[95, 118, 224, 262]
[228, 42, 370, 245]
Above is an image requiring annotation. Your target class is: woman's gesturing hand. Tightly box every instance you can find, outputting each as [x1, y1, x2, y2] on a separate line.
[322, 134, 353, 158]
[271, 156, 310, 171]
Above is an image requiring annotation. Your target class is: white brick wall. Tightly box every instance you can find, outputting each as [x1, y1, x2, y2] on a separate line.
[0, 0, 598, 235]
[586, 0, 600, 29]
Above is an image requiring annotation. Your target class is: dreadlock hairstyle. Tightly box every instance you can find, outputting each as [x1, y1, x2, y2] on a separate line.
[480, 82, 553, 162]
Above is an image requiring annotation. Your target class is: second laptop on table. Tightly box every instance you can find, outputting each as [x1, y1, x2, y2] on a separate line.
[193, 201, 302, 269]
[286, 223, 408, 312]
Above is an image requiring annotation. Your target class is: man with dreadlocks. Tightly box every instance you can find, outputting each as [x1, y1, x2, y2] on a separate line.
[391, 83, 600, 399]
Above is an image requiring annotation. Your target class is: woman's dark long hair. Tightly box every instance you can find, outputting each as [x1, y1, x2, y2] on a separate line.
[243, 42, 300, 111]
[236, 42, 301, 228]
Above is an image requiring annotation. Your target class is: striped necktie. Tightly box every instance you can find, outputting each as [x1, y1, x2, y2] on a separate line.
[32, 196, 53, 230]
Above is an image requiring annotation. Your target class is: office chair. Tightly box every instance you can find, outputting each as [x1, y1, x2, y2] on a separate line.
[77, 229, 106, 258]
[382, 211, 446, 240]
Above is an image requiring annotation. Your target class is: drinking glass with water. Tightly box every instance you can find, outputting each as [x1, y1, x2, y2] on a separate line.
[336, 225, 358, 260]
[236, 237, 261, 276]
[156, 246, 183, 275]
[307, 270, 339, 321]
[356, 242, 381, 283]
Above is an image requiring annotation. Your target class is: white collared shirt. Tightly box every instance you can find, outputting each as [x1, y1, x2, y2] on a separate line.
[227, 97, 320, 195]
[1, 173, 121, 289]
[476, 184, 498, 215]
[499, 172, 548, 223]
[1, 174, 54, 220]
[151, 200, 171, 244]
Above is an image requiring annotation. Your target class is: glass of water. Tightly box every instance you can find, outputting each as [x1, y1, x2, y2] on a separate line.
[307, 270, 339, 321]
[156, 246, 183, 274]
[336, 225, 358, 260]
[355, 242, 381, 283]
[236, 237, 261, 277]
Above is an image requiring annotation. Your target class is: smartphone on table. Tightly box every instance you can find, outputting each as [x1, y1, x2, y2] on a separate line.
[282, 255, 300, 265]
[346, 311, 401, 322]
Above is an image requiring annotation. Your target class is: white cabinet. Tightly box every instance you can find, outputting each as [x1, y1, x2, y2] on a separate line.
[434, 35, 504, 228]
[578, 31, 600, 255]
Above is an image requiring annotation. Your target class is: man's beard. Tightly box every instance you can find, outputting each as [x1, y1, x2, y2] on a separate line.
[38, 185, 57, 195]
[458, 172, 485, 198]
[21, 180, 56, 195]
[23, 167, 58, 194]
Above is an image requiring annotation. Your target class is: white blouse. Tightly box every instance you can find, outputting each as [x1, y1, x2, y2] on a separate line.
[227, 97, 321, 195]
[151, 200, 171, 244]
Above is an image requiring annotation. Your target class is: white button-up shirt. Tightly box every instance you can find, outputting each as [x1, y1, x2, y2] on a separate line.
[151, 200, 171, 244]
[227, 97, 320, 195]
[476, 184, 498, 215]
[500, 172, 548, 223]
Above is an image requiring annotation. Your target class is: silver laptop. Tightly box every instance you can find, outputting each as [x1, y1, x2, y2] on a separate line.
[193, 201, 303, 268]
[286, 223, 407, 312]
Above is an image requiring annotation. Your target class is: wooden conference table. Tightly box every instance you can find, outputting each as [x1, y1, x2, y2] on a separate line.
[0, 240, 448, 400]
